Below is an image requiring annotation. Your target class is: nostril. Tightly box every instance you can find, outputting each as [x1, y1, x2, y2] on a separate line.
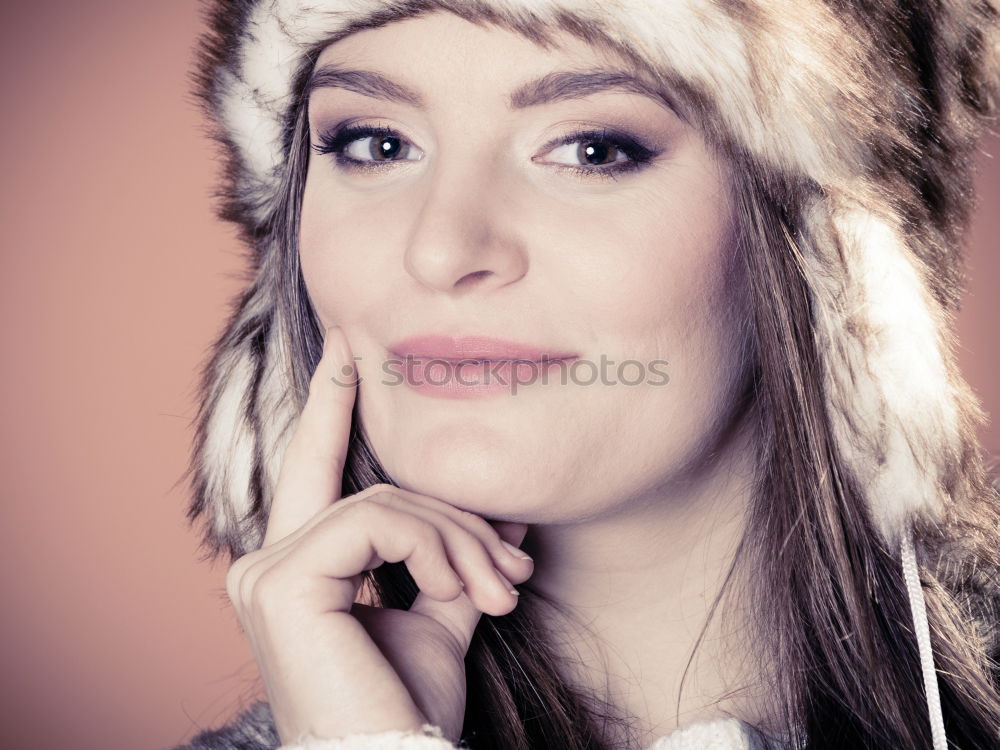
[456, 269, 493, 287]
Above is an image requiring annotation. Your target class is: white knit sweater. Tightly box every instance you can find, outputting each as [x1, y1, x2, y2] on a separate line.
[288, 716, 757, 749]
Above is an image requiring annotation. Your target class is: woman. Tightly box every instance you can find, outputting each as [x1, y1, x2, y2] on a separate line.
[177, 0, 1000, 748]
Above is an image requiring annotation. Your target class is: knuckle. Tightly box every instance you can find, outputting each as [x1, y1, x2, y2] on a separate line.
[225, 552, 257, 605]
[248, 567, 286, 610]
[457, 509, 496, 539]
[342, 483, 396, 507]
[340, 497, 381, 521]
[334, 497, 393, 533]
[364, 488, 409, 513]
[411, 516, 443, 548]
[364, 483, 398, 500]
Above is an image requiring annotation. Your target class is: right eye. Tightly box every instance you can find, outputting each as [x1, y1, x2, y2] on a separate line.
[312, 124, 424, 171]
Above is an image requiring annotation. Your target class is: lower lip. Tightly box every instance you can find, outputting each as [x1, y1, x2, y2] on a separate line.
[394, 356, 578, 399]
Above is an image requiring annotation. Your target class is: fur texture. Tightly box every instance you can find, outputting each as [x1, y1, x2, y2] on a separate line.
[172, 699, 768, 749]
[187, 0, 1000, 559]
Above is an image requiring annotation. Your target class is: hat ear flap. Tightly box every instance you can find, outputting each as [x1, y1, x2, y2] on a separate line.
[187, 277, 299, 562]
[800, 194, 984, 546]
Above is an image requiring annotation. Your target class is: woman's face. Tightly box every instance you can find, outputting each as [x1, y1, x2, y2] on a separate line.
[300, 11, 751, 523]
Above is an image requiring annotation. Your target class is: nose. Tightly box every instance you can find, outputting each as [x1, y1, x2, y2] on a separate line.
[403, 160, 529, 294]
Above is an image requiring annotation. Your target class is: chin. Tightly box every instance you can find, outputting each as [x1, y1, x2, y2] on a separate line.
[384, 443, 549, 520]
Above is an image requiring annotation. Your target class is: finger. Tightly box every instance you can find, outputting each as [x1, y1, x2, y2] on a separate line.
[262, 502, 466, 615]
[408, 577, 517, 658]
[488, 520, 532, 581]
[366, 492, 522, 613]
[264, 326, 358, 546]
[239, 488, 531, 619]
[491, 520, 530, 551]
[364, 487, 534, 584]
[407, 518, 526, 655]
[260, 488, 522, 616]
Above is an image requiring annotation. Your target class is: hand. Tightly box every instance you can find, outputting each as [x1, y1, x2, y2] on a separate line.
[224, 326, 535, 744]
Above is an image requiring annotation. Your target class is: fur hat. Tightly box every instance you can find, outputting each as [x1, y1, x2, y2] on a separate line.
[187, 2, 999, 745]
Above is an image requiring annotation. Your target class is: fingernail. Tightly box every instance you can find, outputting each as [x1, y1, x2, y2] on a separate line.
[501, 540, 532, 562]
[496, 569, 519, 596]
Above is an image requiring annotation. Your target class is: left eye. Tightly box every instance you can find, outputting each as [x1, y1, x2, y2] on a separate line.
[538, 129, 659, 176]
[547, 139, 630, 167]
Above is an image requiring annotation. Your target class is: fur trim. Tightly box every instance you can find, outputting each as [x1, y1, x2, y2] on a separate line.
[170, 699, 768, 749]
[188, 0, 1000, 558]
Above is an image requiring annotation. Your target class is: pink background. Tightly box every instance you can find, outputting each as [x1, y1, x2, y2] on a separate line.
[0, 3, 996, 749]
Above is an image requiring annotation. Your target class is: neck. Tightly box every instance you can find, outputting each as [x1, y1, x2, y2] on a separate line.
[519, 405, 771, 746]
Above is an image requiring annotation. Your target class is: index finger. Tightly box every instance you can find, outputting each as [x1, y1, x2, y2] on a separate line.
[263, 325, 358, 546]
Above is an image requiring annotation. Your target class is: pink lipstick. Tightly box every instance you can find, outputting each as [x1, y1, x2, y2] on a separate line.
[387, 335, 579, 399]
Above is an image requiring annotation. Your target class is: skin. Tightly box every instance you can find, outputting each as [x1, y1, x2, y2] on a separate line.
[227, 328, 534, 742]
[244, 9, 767, 747]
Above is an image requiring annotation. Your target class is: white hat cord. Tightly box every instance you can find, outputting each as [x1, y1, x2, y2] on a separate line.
[901, 525, 947, 750]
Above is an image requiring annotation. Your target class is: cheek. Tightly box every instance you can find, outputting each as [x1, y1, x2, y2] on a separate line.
[536, 182, 741, 361]
[300, 184, 349, 323]
[298, 176, 403, 326]
[477, 179, 750, 507]
[555, 182, 748, 468]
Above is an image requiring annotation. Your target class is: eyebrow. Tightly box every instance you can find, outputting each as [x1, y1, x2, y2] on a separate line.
[305, 65, 680, 115]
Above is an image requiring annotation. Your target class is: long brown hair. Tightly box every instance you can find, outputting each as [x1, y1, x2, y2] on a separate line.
[201, 5, 1000, 748]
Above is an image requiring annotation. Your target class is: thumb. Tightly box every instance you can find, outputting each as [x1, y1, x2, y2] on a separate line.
[409, 521, 530, 654]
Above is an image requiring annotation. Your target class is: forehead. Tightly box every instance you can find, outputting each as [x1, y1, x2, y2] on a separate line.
[314, 9, 625, 65]
[309, 10, 678, 117]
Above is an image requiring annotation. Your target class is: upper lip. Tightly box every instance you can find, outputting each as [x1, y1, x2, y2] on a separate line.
[388, 334, 579, 362]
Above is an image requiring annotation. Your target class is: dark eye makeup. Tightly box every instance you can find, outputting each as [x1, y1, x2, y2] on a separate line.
[310, 122, 664, 182]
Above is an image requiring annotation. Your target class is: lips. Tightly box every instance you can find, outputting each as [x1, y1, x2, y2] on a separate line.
[388, 334, 578, 363]
[386, 334, 579, 399]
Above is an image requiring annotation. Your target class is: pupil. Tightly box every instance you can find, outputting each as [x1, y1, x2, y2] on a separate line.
[372, 136, 402, 161]
[580, 141, 617, 165]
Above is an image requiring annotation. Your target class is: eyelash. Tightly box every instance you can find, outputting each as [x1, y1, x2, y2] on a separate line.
[311, 123, 661, 182]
